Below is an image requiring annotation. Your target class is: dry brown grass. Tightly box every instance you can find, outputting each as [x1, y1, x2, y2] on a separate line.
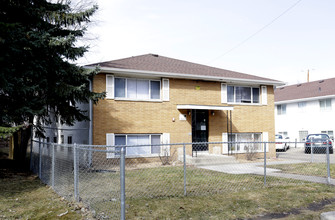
[0, 159, 92, 220]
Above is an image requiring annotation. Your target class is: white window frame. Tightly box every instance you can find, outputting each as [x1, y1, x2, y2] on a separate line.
[319, 99, 332, 111]
[67, 135, 73, 144]
[278, 131, 288, 138]
[298, 101, 306, 112]
[299, 130, 308, 142]
[114, 77, 161, 101]
[227, 133, 263, 153]
[277, 104, 286, 115]
[226, 85, 261, 105]
[115, 134, 163, 157]
[321, 130, 334, 140]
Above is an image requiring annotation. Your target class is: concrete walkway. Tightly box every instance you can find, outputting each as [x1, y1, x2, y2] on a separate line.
[198, 160, 335, 185]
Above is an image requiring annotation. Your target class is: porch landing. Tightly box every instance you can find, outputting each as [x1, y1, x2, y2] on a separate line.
[179, 152, 238, 166]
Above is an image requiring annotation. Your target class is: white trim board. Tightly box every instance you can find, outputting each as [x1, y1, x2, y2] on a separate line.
[177, 105, 234, 111]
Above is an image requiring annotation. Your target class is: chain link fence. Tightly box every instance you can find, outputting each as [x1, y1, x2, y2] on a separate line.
[31, 140, 334, 219]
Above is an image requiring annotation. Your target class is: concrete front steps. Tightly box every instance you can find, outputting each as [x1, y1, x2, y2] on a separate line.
[179, 151, 238, 166]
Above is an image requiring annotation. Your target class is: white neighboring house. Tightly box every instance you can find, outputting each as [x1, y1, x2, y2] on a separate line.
[43, 101, 91, 146]
[275, 78, 335, 147]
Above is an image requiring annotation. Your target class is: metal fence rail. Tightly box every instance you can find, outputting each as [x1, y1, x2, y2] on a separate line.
[30, 140, 333, 219]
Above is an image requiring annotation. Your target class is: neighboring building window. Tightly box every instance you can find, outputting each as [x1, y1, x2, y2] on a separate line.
[299, 130, 308, 142]
[279, 131, 288, 138]
[67, 136, 72, 144]
[227, 86, 260, 104]
[228, 133, 262, 153]
[53, 136, 57, 143]
[321, 131, 334, 140]
[277, 104, 286, 115]
[298, 102, 306, 112]
[319, 99, 331, 111]
[61, 135, 64, 144]
[114, 77, 161, 100]
[46, 137, 50, 143]
[115, 134, 161, 156]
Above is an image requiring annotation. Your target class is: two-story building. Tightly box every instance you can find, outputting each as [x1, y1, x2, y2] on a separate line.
[87, 54, 283, 160]
[275, 77, 335, 146]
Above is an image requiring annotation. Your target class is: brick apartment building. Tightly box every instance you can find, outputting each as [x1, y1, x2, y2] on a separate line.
[87, 54, 283, 159]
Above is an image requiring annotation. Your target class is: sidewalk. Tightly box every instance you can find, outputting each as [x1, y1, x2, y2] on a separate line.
[199, 159, 335, 185]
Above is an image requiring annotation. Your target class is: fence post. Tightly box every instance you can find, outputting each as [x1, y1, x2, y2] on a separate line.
[88, 145, 92, 168]
[264, 142, 267, 186]
[38, 137, 42, 178]
[326, 144, 331, 184]
[51, 143, 55, 189]
[30, 125, 33, 171]
[295, 138, 297, 148]
[183, 144, 187, 196]
[311, 143, 314, 163]
[73, 143, 79, 202]
[120, 146, 126, 220]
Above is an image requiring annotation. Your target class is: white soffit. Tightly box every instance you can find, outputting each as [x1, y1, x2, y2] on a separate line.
[177, 105, 234, 111]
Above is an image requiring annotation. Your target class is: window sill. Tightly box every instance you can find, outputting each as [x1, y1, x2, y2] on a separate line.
[227, 102, 263, 106]
[112, 98, 163, 103]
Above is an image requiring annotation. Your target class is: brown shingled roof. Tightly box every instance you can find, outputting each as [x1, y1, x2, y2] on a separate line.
[88, 54, 281, 83]
[275, 77, 335, 102]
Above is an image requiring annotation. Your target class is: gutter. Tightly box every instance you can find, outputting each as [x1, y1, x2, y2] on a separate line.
[275, 94, 335, 105]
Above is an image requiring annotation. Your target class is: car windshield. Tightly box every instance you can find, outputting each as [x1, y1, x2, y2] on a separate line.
[307, 134, 329, 140]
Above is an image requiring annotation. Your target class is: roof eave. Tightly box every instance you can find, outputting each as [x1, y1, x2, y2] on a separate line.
[275, 94, 335, 104]
[85, 66, 285, 86]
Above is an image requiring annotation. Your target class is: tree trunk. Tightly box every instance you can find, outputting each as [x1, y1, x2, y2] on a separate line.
[13, 125, 32, 168]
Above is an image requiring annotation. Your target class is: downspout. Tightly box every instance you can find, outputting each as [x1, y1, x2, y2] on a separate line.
[230, 110, 233, 155]
[89, 79, 93, 145]
[226, 110, 229, 155]
[88, 79, 93, 168]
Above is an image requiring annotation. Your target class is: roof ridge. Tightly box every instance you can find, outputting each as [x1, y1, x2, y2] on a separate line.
[280, 77, 335, 89]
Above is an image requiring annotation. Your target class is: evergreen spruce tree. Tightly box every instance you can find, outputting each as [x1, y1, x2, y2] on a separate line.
[0, 0, 105, 164]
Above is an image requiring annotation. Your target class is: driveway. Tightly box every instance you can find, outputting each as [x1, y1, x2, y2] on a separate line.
[277, 147, 334, 163]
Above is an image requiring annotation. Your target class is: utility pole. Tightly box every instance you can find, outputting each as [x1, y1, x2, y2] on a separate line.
[307, 69, 309, 82]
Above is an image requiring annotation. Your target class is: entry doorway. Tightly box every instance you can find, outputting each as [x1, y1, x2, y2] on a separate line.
[192, 109, 209, 152]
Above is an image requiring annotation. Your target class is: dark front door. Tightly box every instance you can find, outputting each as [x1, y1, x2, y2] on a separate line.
[192, 109, 209, 151]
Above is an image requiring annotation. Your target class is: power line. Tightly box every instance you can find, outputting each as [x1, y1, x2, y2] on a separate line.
[208, 0, 303, 64]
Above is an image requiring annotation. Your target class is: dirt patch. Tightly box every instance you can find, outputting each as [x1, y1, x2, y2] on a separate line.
[248, 198, 335, 220]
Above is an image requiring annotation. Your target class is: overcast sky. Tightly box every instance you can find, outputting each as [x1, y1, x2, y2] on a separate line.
[78, 0, 335, 85]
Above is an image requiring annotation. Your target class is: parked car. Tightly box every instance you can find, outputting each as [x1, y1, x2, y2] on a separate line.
[304, 134, 333, 154]
[275, 134, 289, 152]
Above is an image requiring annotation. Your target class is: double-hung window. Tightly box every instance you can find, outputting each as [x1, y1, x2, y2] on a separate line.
[319, 99, 332, 111]
[227, 86, 260, 104]
[228, 133, 262, 153]
[115, 134, 161, 156]
[115, 77, 161, 100]
[277, 104, 286, 115]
